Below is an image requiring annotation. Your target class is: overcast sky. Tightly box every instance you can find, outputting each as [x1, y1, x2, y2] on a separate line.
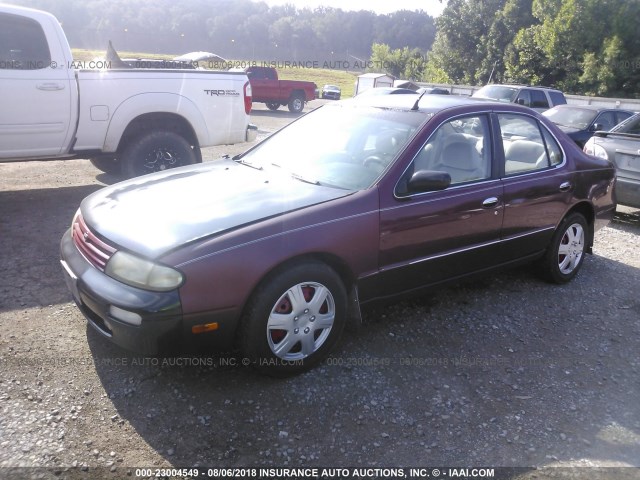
[260, 0, 448, 17]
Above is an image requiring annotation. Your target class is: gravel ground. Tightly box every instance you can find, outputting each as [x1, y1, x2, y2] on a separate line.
[1, 102, 639, 479]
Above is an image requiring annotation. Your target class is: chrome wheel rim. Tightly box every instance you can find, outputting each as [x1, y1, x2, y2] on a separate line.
[266, 282, 335, 360]
[292, 98, 303, 111]
[558, 222, 585, 275]
[143, 148, 179, 173]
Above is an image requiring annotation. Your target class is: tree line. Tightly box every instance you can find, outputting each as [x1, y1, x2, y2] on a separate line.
[424, 0, 640, 98]
[10, 0, 436, 62]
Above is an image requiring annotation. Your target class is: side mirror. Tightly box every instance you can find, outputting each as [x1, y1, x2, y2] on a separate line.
[516, 98, 526, 106]
[407, 170, 451, 193]
[590, 123, 603, 132]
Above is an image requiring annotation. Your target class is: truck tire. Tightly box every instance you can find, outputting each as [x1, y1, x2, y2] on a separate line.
[266, 102, 280, 111]
[121, 131, 198, 179]
[89, 156, 121, 176]
[288, 93, 305, 113]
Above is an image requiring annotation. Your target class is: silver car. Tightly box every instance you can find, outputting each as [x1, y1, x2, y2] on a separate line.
[584, 113, 640, 208]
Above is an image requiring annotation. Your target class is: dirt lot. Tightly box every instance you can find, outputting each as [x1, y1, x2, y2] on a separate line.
[1, 101, 640, 479]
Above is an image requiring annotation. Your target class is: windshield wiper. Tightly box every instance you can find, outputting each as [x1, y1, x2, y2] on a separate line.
[233, 156, 263, 170]
[291, 172, 320, 185]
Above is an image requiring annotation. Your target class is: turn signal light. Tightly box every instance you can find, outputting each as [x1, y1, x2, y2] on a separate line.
[192, 322, 219, 334]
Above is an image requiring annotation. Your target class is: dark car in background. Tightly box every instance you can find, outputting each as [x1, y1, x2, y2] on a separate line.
[60, 95, 616, 375]
[472, 84, 566, 112]
[357, 87, 418, 96]
[543, 105, 634, 148]
[417, 86, 450, 95]
[584, 112, 640, 208]
[321, 84, 341, 100]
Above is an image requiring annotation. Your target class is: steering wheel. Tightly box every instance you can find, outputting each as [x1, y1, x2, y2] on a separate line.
[362, 155, 387, 171]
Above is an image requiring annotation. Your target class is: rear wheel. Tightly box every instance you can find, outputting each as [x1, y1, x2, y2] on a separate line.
[287, 93, 305, 113]
[540, 212, 588, 284]
[121, 131, 198, 178]
[266, 102, 280, 111]
[240, 261, 347, 376]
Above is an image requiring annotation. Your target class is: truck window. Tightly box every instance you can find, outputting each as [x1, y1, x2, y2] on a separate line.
[530, 90, 549, 109]
[0, 13, 51, 70]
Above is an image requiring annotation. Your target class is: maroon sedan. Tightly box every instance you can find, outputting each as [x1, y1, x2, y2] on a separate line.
[60, 94, 616, 374]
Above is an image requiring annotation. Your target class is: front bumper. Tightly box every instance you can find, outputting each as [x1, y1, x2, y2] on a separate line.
[60, 229, 183, 355]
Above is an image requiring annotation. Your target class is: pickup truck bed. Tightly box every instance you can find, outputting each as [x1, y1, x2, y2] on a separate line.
[0, 4, 255, 177]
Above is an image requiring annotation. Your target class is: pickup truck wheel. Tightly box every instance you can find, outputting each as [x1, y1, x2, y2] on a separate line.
[122, 131, 197, 178]
[266, 102, 280, 111]
[288, 94, 305, 113]
[89, 157, 121, 175]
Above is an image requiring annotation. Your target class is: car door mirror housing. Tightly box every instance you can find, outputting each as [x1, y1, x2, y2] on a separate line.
[407, 170, 451, 193]
[590, 123, 603, 132]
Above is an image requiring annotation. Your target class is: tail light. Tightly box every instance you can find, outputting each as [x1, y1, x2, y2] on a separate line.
[243, 81, 252, 114]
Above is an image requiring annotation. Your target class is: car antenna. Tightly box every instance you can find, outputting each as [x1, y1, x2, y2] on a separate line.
[411, 90, 428, 111]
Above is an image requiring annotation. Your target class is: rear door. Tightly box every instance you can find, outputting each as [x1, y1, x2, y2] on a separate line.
[498, 111, 572, 260]
[0, 11, 74, 158]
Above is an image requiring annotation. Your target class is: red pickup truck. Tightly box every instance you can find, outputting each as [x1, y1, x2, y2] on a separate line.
[241, 66, 317, 113]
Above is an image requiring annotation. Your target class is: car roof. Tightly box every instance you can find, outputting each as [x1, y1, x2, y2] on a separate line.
[548, 104, 632, 113]
[347, 93, 504, 113]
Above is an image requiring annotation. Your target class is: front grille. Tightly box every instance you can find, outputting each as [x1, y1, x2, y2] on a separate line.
[72, 214, 116, 271]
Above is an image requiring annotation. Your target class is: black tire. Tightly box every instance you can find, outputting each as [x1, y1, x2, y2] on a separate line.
[265, 102, 280, 111]
[121, 131, 198, 179]
[89, 156, 121, 175]
[540, 212, 588, 284]
[240, 261, 347, 376]
[287, 93, 305, 113]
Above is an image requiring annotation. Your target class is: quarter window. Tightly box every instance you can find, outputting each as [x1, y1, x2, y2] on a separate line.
[499, 114, 562, 174]
[0, 13, 51, 70]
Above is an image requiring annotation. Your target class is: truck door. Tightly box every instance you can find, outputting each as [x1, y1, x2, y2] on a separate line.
[0, 12, 73, 158]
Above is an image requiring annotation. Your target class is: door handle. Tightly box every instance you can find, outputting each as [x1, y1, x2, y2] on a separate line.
[482, 196, 499, 208]
[37, 82, 65, 91]
[559, 181, 572, 192]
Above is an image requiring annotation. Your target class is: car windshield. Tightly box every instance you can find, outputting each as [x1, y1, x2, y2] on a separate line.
[238, 104, 427, 190]
[542, 107, 597, 129]
[473, 85, 518, 102]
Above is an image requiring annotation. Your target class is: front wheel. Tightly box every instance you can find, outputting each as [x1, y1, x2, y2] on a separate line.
[288, 94, 305, 113]
[540, 212, 588, 284]
[121, 131, 198, 179]
[240, 261, 347, 376]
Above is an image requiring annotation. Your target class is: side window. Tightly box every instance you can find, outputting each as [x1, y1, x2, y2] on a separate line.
[548, 91, 567, 106]
[516, 90, 531, 107]
[616, 111, 632, 125]
[595, 112, 616, 131]
[499, 114, 559, 174]
[530, 90, 549, 109]
[411, 115, 491, 186]
[0, 13, 51, 70]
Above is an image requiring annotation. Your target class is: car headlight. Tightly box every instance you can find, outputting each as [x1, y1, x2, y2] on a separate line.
[105, 251, 183, 292]
[583, 138, 608, 160]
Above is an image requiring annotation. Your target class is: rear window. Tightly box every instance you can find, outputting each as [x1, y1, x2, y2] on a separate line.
[0, 12, 51, 70]
[548, 91, 567, 106]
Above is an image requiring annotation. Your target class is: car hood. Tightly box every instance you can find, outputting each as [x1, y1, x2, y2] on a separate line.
[81, 160, 351, 258]
[556, 125, 582, 134]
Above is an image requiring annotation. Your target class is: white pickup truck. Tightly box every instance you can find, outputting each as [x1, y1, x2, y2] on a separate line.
[0, 4, 256, 177]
